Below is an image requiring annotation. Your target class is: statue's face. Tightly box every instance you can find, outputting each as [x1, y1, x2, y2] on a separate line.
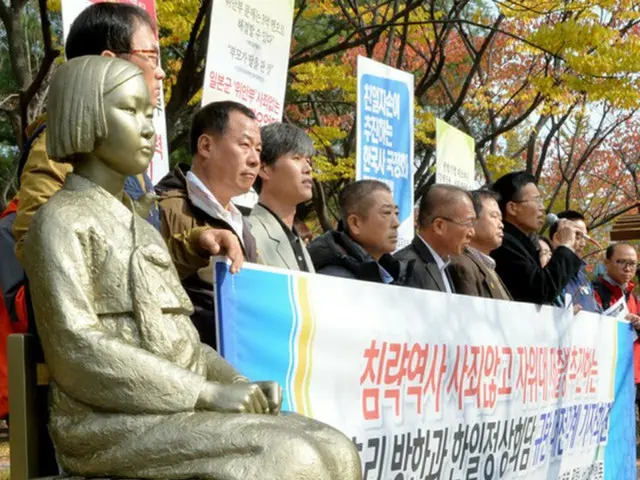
[93, 74, 155, 176]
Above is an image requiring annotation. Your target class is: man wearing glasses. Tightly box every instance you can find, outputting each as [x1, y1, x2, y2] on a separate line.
[593, 243, 640, 414]
[394, 184, 476, 293]
[490, 171, 582, 304]
[12, 2, 166, 262]
[593, 244, 639, 318]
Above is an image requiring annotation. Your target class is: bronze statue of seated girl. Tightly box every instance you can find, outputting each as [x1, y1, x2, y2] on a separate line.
[22, 55, 361, 480]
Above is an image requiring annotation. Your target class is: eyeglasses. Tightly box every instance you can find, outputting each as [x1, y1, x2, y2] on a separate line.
[437, 216, 477, 229]
[512, 197, 544, 206]
[614, 259, 637, 269]
[115, 49, 161, 68]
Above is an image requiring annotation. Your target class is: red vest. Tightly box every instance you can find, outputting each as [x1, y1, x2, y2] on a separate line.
[593, 275, 640, 383]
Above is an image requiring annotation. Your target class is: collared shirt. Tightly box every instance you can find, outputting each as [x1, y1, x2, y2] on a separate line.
[418, 235, 453, 293]
[604, 274, 627, 291]
[467, 246, 497, 270]
[351, 237, 394, 284]
[185, 171, 245, 244]
[378, 264, 394, 284]
[258, 203, 310, 272]
[462, 247, 510, 299]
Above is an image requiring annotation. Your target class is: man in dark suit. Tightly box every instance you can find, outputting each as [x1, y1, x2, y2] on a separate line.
[448, 189, 511, 300]
[394, 184, 476, 292]
[490, 171, 582, 305]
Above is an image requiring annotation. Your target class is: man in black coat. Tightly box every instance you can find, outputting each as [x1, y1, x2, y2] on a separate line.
[394, 184, 476, 292]
[490, 171, 582, 305]
[308, 180, 413, 285]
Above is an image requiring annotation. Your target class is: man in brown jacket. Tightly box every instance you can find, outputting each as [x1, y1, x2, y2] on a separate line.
[157, 101, 261, 348]
[448, 189, 512, 300]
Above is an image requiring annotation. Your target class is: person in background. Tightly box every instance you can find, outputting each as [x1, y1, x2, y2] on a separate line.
[593, 243, 639, 318]
[549, 210, 599, 312]
[13, 2, 166, 262]
[394, 184, 476, 293]
[0, 199, 29, 423]
[294, 218, 314, 245]
[592, 243, 640, 420]
[448, 189, 511, 300]
[248, 123, 315, 272]
[537, 236, 553, 268]
[490, 171, 581, 304]
[308, 180, 412, 284]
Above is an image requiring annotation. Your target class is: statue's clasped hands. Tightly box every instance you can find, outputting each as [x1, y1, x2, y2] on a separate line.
[197, 380, 283, 415]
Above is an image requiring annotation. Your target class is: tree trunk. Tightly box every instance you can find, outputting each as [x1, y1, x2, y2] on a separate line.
[312, 180, 333, 232]
[6, 12, 32, 92]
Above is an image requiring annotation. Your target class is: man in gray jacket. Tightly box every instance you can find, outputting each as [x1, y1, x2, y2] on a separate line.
[249, 123, 315, 272]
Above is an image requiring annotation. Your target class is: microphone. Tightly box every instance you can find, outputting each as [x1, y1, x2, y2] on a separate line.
[545, 212, 558, 226]
[543, 213, 557, 233]
[546, 213, 602, 249]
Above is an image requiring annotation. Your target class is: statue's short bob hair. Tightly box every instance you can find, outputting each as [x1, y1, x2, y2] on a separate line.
[47, 56, 145, 161]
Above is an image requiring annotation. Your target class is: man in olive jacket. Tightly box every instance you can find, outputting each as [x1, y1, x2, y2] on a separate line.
[448, 189, 511, 300]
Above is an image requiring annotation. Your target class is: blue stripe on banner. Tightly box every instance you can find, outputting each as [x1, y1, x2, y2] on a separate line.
[215, 263, 296, 412]
[604, 321, 636, 479]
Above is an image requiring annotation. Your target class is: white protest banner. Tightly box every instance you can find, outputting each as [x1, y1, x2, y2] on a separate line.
[215, 262, 636, 479]
[202, 0, 294, 126]
[435, 118, 475, 189]
[357, 56, 414, 249]
[60, 0, 170, 184]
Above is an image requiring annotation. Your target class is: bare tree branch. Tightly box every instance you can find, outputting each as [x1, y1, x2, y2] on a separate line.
[290, 1, 424, 67]
[165, 0, 210, 125]
[590, 202, 640, 229]
[444, 15, 504, 122]
[19, 0, 58, 143]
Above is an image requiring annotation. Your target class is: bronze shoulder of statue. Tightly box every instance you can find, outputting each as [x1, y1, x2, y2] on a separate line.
[22, 55, 361, 480]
